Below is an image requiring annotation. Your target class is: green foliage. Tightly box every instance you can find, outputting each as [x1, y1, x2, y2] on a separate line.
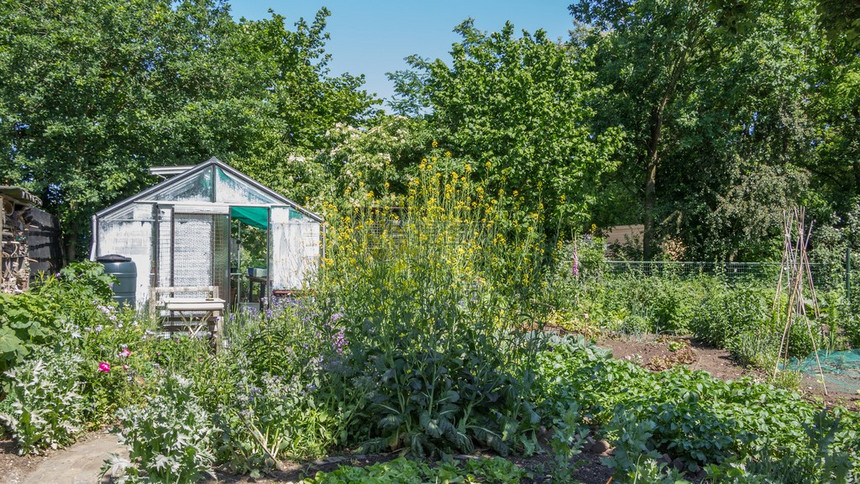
[318, 164, 548, 456]
[551, 270, 719, 336]
[602, 404, 661, 477]
[304, 456, 527, 484]
[0, 0, 376, 256]
[391, 19, 623, 229]
[705, 409, 856, 483]
[571, 0, 855, 261]
[0, 351, 85, 454]
[624, 457, 690, 484]
[0, 261, 116, 372]
[314, 115, 431, 208]
[534, 335, 860, 480]
[107, 374, 216, 483]
[545, 402, 588, 482]
[688, 282, 778, 361]
[550, 265, 838, 368]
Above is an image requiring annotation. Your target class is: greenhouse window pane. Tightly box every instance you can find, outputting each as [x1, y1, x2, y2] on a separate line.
[147, 168, 212, 202]
[215, 166, 279, 204]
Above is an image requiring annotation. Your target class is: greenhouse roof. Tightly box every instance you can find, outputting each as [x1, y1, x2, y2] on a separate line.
[95, 157, 322, 222]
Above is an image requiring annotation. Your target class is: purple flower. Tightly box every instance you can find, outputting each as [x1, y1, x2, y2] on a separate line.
[332, 328, 348, 354]
[96, 304, 113, 316]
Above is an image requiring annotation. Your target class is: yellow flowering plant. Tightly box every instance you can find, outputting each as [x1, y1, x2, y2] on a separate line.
[316, 155, 551, 456]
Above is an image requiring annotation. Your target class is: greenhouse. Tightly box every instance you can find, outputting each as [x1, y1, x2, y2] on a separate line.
[89, 157, 322, 312]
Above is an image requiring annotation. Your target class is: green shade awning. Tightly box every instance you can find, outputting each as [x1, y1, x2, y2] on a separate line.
[230, 206, 268, 229]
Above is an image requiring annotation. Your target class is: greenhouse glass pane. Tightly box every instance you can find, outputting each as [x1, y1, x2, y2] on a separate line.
[270, 207, 320, 290]
[147, 168, 212, 202]
[215, 166, 279, 205]
[96, 218, 152, 310]
[101, 203, 155, 222]
[172, 214, 213, 296]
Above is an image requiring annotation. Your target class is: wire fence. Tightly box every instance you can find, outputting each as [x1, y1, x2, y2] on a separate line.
[597, 260, 856, 291]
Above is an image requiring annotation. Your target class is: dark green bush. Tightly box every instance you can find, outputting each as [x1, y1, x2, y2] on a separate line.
[0, 261, 115, 372]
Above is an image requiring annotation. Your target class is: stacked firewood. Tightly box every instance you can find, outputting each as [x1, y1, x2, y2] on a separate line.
[1, 201, 31, 293]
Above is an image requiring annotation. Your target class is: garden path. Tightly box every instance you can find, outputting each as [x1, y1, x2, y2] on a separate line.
[15, 432, 126, 484]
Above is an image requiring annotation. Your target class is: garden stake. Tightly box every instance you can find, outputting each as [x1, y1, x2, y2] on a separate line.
[773, 208, 827, 395]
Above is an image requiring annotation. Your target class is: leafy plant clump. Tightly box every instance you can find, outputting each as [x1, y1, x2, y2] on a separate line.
[303, 456, 527, 484]
[317, 159, 550, 456]
[0, 261, 116, 372]
[105, 374, 216, 483]
[0, 351, 86, 454]
[534, 335, 860, 481]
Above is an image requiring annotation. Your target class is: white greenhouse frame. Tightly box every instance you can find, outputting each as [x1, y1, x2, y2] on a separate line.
[90, 157, 323, 311]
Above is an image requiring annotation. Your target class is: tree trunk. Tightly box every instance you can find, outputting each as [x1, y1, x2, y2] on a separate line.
[639, 7, 704, 259]
[641, 46, 694, 259]
[65, 236, 76, 264]
[643, 107, 663, 260]
[643, 160, 658, 260]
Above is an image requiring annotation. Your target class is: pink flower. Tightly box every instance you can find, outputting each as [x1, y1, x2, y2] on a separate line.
[122, 365, 129, 370]
[98, 362, 111, 373]
[120, 348, 131, 358]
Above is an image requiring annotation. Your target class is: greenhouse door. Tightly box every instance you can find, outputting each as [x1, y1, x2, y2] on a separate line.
[172, 214, 213, 290]
[156, 211, 230, 298]
[269, 206, 320, 292]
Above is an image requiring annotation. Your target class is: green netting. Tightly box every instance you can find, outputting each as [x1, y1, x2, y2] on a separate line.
[230, 206, 268, 229]
[787, 349, 860, 394]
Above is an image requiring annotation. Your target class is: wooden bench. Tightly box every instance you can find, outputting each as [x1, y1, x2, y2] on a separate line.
[149, 286, 226, 350]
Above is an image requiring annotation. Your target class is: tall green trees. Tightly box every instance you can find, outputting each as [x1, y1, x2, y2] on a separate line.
[572, 0, 854, 260]
[0, 0, 375, 258]
[390, 21, 623, 229]
[571, 0, 713, 258]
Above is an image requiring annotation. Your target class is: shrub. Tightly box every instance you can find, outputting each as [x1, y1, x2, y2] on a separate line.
[550, 270, 718, 336]
[0, 351, 85, 454]
[110, 374, 216, 483]
[316, 162, 548, 456]
[0, 261, 116, 372]
[212, 304, 370, 473]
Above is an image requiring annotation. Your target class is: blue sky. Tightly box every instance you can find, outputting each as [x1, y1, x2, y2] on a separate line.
[229, 1, 574, 106]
